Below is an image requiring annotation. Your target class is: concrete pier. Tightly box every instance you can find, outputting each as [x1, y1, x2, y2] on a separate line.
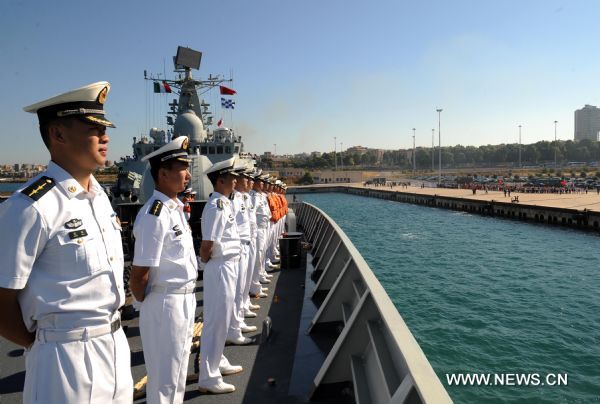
[288, 184, 600, 232]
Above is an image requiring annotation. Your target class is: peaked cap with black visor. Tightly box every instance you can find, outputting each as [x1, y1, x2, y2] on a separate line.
[24, 81, 116, 128]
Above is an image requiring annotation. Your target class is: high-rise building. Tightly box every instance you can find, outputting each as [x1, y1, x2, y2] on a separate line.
[574, 104, 600, 141]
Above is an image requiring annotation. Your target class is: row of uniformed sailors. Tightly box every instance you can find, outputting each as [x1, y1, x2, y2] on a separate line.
[0, 79, 291, 403]
[197, 156, 289, 394]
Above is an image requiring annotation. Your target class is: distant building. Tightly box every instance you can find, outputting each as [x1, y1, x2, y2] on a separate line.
[346, 146, 369, 155]
[311, 170, 364, 184]
[277, 168, 306, 178]
[574, 104, 600, 141]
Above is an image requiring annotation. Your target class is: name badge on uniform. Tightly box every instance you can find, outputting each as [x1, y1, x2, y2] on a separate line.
[173, 225, 183, 237]
[64, 218, 83, 229]
[68, 229, 88, 239]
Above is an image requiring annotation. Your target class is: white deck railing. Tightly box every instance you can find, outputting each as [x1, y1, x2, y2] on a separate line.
[292, 202, 452, 404]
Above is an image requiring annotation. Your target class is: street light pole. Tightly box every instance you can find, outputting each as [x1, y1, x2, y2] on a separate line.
[518, 125, 522, 168]
[412, 128, 416, 173]
[274, 143, 276, 155]
[437, 109, 443, 184]
[554, 120, 558, 168]
[431, 128, 435, 172]
[341, 142, 344, 171]
[334, 136, 337, 171]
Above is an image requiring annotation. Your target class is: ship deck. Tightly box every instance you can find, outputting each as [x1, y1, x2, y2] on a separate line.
[0, 248, 332, 403]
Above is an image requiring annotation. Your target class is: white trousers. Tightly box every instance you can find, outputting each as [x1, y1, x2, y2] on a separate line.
[198, 257, 238, 386]
[243, 237, 257, 310]
[228, 242, 250, 340]
[23, 328, 133, 403]
[250, 228, 267, 294]
[140, 290, 196, 404]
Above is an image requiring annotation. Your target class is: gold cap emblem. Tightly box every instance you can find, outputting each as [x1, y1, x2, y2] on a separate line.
[182, 138, 189, 150]
[97, 86, 108, 104]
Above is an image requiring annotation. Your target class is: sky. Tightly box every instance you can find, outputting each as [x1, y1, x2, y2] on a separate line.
[1, 0, 599, 164]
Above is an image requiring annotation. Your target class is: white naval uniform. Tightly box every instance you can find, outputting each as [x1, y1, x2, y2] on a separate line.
[0, 161, 133, 403]
[250, 191, 270, 294]
[227, 191, 251, 340]
[243, 191, 258, 311]
[198, 192, 241, 387]
[133, 190, 198, 404]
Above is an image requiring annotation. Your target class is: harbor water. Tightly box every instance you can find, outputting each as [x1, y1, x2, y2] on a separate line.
[300, 192, 599, 403]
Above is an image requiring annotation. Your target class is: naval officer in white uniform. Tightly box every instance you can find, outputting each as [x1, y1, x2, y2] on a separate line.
[197, 156, 243, 394]
[130, 136, 197, 404]
[226, 163, 258, 345]
[0, 82, 133, 403]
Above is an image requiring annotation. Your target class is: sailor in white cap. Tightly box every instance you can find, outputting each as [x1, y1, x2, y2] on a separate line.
[242, 169, 262, 316]
[226, 162, 258, 346]
[197, 156, 243, 394]
[129, 136, 198, 404]
[248, 173, 272, 298]
[0, 81, 133, 403]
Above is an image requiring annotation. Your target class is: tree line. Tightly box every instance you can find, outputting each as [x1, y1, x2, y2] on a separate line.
[279, 139, 600, 170]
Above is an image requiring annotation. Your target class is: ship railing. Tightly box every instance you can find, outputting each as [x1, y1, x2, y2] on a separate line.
[291, 202, 452, 404]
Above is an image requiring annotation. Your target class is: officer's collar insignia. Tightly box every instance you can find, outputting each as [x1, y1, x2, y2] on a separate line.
[217, 199, 224, 210]
[97, 86, 108, 104]
[150, 200, 163, 216]
[21, 176, 55, 201]
[68, 185, 77, 193]
[68, 229, 88, 239]
[64, 218, 83, 229]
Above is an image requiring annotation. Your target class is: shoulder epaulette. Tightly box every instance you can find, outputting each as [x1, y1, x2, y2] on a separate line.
[21, 176, 55, 201]
[243, 194, 248, 200]
[216, 199, 224, 210]
[229, 193, 235, 200]
[149, 200, 163, 216]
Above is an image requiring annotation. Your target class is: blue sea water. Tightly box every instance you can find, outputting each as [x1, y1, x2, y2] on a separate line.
[300, 193, 599, 404]
[0, 183, 24, 193]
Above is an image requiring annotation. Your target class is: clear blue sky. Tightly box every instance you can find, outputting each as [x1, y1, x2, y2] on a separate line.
[1, 0, 599, 164]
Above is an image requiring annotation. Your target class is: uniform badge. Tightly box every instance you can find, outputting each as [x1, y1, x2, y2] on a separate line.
[217, 199, 224, 210]
[173, 225, 183, 236]
[97, 86, 108, 104]
[64, 218, 83, 229]
[243, 194, 248, 200]
[68, 229, 88, 239]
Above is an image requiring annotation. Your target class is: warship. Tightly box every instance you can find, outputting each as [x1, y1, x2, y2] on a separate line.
[0, 47, 451, 403]
[114, 46, 254, 203]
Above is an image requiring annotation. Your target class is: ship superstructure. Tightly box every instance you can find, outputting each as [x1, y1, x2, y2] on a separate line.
[115, 46, 253, 201]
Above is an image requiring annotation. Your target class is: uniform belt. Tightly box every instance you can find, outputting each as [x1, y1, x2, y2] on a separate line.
[36, 318, 121, 343]
[151, 284, 196, 294]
